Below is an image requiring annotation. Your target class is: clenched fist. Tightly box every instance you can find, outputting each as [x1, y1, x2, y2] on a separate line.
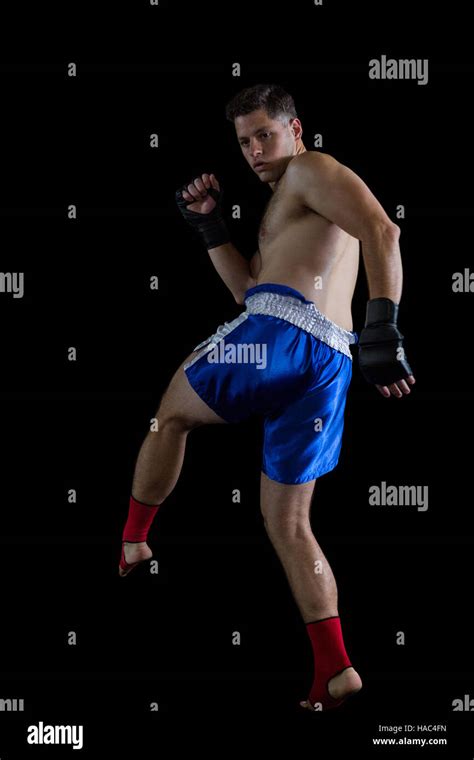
[175, 172, 230, 250]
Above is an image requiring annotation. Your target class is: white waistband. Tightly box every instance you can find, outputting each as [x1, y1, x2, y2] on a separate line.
[244, 291, 356, 359]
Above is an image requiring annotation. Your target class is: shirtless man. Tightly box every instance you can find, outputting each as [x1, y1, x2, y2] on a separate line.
[118, 84, 415, 712]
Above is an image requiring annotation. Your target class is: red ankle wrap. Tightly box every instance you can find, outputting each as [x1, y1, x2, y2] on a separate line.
[122, 494, 160, 542]
[306, 615, 352, 710]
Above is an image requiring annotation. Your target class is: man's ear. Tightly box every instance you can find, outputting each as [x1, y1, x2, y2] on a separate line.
[291, 118, 303, 140]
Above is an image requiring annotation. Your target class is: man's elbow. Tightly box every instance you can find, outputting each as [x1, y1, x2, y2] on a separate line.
[364, 220, 400, 242]
[234, 290, 247, 305]
[387, 222, 401, 238]
[235, 277, 257, 305]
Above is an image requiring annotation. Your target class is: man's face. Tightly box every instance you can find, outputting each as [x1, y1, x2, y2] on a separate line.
[235, 109, 299, 183]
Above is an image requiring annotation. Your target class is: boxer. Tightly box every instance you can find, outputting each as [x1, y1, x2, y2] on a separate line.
[119, 83, 415, 712]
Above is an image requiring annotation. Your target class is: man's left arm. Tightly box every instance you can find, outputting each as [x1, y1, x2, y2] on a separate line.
[287, 151, 401, 301]
[287, 152, 415, 397]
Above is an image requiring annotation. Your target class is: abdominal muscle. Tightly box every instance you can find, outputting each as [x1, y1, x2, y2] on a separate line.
[255, 214, 361, 332]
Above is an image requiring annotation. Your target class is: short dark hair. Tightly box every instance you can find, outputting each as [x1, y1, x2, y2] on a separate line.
[225, 83, 298, 125]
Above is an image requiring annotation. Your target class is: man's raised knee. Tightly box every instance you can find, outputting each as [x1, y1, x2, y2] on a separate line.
[154, 405, 197, 433]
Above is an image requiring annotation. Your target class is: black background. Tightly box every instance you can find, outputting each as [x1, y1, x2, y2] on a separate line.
[1, 1, 473, 757]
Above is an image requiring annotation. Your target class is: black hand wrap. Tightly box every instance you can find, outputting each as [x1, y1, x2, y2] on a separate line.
[358, 297, 413, 386]
[175, 184, 230, 250]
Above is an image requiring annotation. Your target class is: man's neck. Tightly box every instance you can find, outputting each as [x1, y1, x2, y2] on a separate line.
[269, 143, 307, 192]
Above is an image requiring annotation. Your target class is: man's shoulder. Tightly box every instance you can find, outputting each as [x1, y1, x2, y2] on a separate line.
[286, 151, 339, 187]
[288, 150, 337, 172]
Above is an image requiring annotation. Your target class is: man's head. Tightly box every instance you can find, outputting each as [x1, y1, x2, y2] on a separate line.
[225, 83, 305, 187]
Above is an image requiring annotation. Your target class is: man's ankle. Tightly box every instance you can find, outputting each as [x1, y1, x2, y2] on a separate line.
[303, 611, 339, 624]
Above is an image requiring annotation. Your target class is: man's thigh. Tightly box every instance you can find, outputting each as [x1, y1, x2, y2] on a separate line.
[158, 348, 229, 429]
[262, 347, 352, 484]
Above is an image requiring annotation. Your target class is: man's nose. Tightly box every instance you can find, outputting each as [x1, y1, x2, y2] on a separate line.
[250, 140, 262, 157]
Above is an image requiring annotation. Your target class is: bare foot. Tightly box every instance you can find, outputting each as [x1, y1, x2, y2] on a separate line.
[118, 541, 153, 577]
[299, 667, 363, 711]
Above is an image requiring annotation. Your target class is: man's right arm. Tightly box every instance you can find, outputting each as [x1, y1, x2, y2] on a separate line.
[176, 173, 259, 304]
[208, 244, 260, 304]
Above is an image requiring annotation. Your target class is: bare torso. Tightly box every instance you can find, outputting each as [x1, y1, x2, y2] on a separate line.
[256, 158, 360, 331]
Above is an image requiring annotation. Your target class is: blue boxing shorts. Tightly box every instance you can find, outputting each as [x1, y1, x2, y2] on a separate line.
[183, 283, 359, 485]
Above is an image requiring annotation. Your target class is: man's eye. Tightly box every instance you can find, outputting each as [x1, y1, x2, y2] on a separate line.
[240, 133, 270, 146]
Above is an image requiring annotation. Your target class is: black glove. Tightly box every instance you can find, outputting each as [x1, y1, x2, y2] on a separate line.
[358, 297, 413, 386]
[175, 182, 230, 250]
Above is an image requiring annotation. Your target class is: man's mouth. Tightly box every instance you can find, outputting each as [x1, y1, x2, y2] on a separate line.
[254, 162, 267, 171]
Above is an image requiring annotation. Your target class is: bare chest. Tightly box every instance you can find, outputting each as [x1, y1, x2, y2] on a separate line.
[257, 174, 345, 260]
[257, 179, 298, 250]
[257, 172, 327, 254]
